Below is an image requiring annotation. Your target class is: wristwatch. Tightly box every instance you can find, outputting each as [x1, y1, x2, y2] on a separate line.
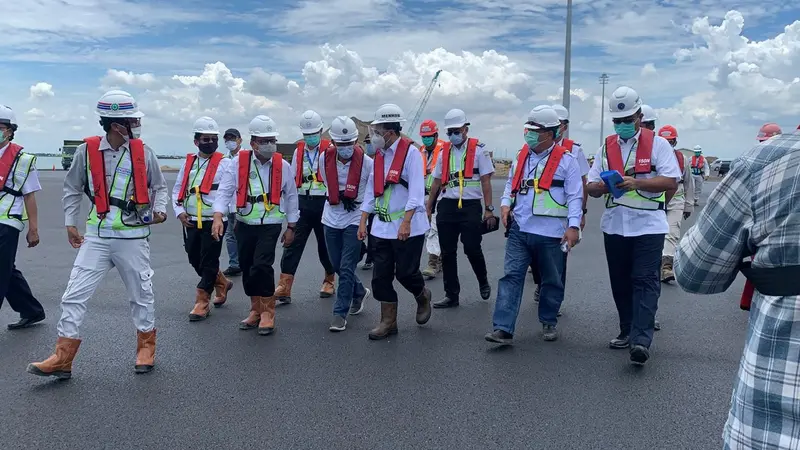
[583, 208, 588, 214]
[485, 205, 495, 212]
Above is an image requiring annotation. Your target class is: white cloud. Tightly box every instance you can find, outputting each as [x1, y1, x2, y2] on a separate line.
[641, 63, 658, 77]
[29, 82, 54, 99]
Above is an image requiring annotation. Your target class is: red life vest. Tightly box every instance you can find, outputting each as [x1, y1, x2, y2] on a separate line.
[0, 143, 23, 187]
[84, 136, 150, 218]
[691, 155, 705, 168]
[176, 152, 224, 205]
[374, 137, 412, 197]
[324, 145, 364, 205]
[421, 140, 442, 175]
[561, 138, 575, 152]
[511, 144, 567, 196]
[440, 138, 479, 186]
[674, 150, 685, 174]
[605, 128, 656, 175]
[236, 150, 282, 209]
[295, 140, 330, 187]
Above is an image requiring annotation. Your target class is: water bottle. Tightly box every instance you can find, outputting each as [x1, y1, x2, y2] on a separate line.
[136, 204, 153, 224]
[561, 241, 570, 253]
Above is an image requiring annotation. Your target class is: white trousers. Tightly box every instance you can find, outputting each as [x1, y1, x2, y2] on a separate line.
[57, 236, 156, 338]
[692, 174, 704, 202]
[663, 209, 684, 258]
[425, 211, 440, 256]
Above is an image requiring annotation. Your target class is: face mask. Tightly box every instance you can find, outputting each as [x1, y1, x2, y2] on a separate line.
[304, 134, 321, 148]
[555, 128, 562, 140]
[524, 131, 540, 148]
[256, 142, 277, 158]
[614, 122, 636, 140]
[365, 143, 375, 156]
[337, 145, 355, 159]
[113, 123, 131, 141]
[225, 140, 238, 152]
[694, 151, 701, 156]
[0, 129, 7, 144]
[198, 142, 217, 154]
[448, 133, 464, 146]
[131, 126, 142, 139]
[422, 136, 435, 147]
[371, 133, 386, 151]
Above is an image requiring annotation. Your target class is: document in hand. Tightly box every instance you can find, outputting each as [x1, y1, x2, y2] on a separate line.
[600, 170, 626, 199]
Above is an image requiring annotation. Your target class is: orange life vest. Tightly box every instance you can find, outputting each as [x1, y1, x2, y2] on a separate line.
[674, 150, 685, 174]
[295, 140, 330, 187]
[324, 145, 364, 205]
[374, 137, 412, 197]
[84, 136, 150, 218]
[0, 143, 23, 189]
[605, 128, 656, 175]
[511, 144, 567, 197]
[440, 137, 479, 187]
[236, 150, 283, 209]
[176, 152, 224, 205]
[420, 141, 442, 175]
[691, 155, 705, 168]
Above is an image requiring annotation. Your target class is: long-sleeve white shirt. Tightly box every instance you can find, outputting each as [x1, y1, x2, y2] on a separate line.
[432, 139, 494, 200]
[290, 145, 327, 197]
[319, 151, 374, 229]
[171, 152, 233, 219]
[360, 138, 430, 239]
[213, 153, 300, 224]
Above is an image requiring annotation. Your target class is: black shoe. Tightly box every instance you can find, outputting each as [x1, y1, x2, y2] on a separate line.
[8, 314, 46, 330]
[609, 333, 630, 349]
[223, 267, 242, 277]
[630, 345, 650, 365]
[542, 324, 558, 341]
[433, 297, 459, 309]
[485, 330, 513, 345]
[479, 283, 491, 300]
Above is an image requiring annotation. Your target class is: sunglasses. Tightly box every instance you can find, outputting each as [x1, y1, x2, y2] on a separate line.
[445, 129, 462, 136]
[612, 116, 638, 125]
[197, 136, 218, 144]
[253, 138, 277, 145]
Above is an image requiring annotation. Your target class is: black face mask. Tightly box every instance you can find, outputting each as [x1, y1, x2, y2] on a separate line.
[198, 142, 218, 154]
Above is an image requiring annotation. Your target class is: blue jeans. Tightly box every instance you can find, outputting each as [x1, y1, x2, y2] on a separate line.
[324, 224, 366, 318]
[492, 223, 566, 334]
[225, 213, 239, 268]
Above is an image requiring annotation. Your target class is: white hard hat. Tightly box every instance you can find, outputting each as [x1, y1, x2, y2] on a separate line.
[608, 86, 642, 119]
[371, 103, 406, 125]
[329, 116, 359, 142]
[95, 89, 144, 118]
[299, 110, 324, 134]
[551, 104, 569, 121]
[641, 104, 658, 122]
[444, 109, 469, 129]
[192, 116, 220, 135]
[249, 115, 279, 138]
[693, 145, 702, 151]
[524, 105, 561, 130]
[0, 105, 17, 126]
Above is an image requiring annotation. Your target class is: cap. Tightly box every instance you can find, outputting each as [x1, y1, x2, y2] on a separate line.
[223, 128, 241, 139]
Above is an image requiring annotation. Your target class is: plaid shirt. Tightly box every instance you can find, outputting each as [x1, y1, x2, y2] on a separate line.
[674, 130, 800, 449]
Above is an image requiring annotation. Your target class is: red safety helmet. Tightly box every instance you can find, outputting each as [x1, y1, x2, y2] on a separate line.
[757, 123, 782, 141]
[657, 125, 677, 140]
[419, 119, 438, 137]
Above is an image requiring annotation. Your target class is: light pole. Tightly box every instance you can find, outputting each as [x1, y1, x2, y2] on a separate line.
[599, 73, 609, 146]
[561, 0, 573, 138]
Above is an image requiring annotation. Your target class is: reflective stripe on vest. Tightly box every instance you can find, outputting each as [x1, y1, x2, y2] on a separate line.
[691, 155, 704, 175]
[236, 151, 286, 225]
[421, 141, 442, 192]
[0, 144, 34, 230]
[511, 145, 568, 218]
[375, 185, 405, 222]
[177, 152, 224, 225]
[601, 134, 665, 211]
[295, 141, 328, 193]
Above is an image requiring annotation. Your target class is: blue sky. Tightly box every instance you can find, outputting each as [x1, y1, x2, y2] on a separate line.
[3, 0, 799, 158]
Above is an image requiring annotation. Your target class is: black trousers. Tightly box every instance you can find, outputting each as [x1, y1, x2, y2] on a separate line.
[279, 195, 334, 275]
[436, 198, 488, 300]
[236, 223, 282, 297]
[531, 252, 568, 287]
[371, 234, 426, 303]
[0, 224, 44, 319]
[183, 220, 226, 293]
[364, 213, 375, 264]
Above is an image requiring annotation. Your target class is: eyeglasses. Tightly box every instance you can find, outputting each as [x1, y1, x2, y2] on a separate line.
[253, 138, 276, 145]
[612, 116, 638, 125]
[197, 136, 218, 144]
[445, 129, 462, 136]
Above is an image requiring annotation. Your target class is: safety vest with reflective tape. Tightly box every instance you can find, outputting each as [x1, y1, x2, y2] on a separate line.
[295, 141, 329, 194]
[420, 140, 443, 192]
[374, 138, 412, 222]
[511, 144, 568, 218]
[601, 129, 666, 211]
[236, 150, 286, 225]
[84, 136, 152, 239]
[691, 155, 705, 175]
[0, 143, 36, 231]
[440, 138, 481, 190]
[176, 152, 224, 225]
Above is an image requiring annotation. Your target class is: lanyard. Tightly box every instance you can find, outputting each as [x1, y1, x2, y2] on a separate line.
[191, 157, 210, 228]
[304, 149, 319, 183]
[449, 146, 469, 209]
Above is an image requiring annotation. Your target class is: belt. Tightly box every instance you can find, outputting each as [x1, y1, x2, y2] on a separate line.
[109, 197, 138, 212]
[189, 184, 219, 194]
[740, 262, 800, 296]
[246, 194, 268, 204]
[522, 179, 564, 188]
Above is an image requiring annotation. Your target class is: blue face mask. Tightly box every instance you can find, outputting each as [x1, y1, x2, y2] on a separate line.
[448, 133, 464, 146]
[524, 131, 540, 148]
[422, 136, 435, 147]
[337, 145, 355, 159]
[304, 134, 321, 148]
[614, 122, 636, 140]
[365, 143, 375, 156]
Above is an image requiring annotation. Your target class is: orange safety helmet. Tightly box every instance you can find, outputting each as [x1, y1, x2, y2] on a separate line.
[757, 123, 781, 141]
[419, 119, 438, 137]
[657, 125, 678, 140]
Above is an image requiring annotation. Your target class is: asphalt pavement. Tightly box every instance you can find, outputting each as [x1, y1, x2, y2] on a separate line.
[0, 172, 746, 449]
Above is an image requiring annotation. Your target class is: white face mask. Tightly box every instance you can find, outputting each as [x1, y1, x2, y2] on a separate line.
[131, 126, 142, 139]
[371, 133, 386, 150]
[256, 142, 277, 158]
[337, 145, 355, 159]
[225, 140, 238, 152]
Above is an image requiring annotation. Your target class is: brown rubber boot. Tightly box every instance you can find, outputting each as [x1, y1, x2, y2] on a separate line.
[258, 296, 276, 335]
[275, 274, 294, 304]
[27, 336, 82, 379]
[213, 271, 234, 308]
[189, 288, 211, 321]
[135, 329, 156, 374]
[368, 302, 398, 340]
[320, 273, 335, 298]
[421, 254, 439, 279]
[239, 296, 261, 330]
[415, 287, 432, 325]
[661, 256, 675, 283]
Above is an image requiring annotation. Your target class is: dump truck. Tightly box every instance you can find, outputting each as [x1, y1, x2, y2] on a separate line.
[61, 140, 83, 170]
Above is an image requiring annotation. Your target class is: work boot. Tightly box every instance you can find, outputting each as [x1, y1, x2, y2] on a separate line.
[368, 302, 398, 340]
[421, 254, 441, 279]
[27, 336, 82, 380]
[320, 273, 335, 298]
[134, 329, 156, 374]
[415, 287, 432, 324]
[258, 296, 276, 336]
[213, 271, 234, 307]
[661, 256, 675, 283]
[189, 289, 211, 321]
[239, 296, 261, 330]
[275, 273, 294, 304]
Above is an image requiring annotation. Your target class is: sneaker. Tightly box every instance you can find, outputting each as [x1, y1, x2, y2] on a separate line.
[533, 285, 541, 302]
[360, 262, 373, 270]
[223, 267, 242, 277]
[349, 288, 370, 315]
[542, 324, 558, 341]
[609, 334, 630, 349]
[480, 283, 491, 300]
[484, 329, 513, 345]
[630, 345, 650, 365]
[329, 316, 347, 332]
[433, 297, 459, 309]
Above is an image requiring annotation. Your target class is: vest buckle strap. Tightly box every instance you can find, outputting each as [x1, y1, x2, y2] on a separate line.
[1, 185, 23, 197]
[189, 184, 219, 194]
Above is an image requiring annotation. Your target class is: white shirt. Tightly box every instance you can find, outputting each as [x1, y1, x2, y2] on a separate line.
[501, 144, 583, 238]
[171, 152, 232, 219]
[667, 153, 695, 214]
[558, 138, 591, 177]
[361, 139, 430, 239]
[213, 153, 300, 224]
[587, 130, 682, 237]
[226, 149, 240, 214]
[0, 143, 41, 219]
[432, 139, 494, 200]
[319, 151, 374, 229]
[290, 145, 327, 197]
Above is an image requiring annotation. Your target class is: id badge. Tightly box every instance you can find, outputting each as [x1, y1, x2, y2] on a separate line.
[519, 185, 529, 195]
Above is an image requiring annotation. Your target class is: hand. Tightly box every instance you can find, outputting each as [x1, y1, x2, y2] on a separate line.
[178, 213, 195, 228]
[501, 206, 510, 228]
[397, 219, 411, 241]
[26, 228, 40, 248]
[683, 211, 691, 220]
[426, 207, 432, 223]
[211, 216, 224, 240]
[616, 176, 639, 192]
[281, 227, 295, 247]
[483, 211, 497, 230]
[152, 212, 167, 224]
[66, 226, 84, 249]
[562, 227, 579, 249]
[358, 224, 367, 241]
[580, 214, 586, 231]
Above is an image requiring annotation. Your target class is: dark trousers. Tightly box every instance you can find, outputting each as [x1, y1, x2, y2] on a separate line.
[603, 232, 664, 348]
[280, 195, 334, 275]
[183, 220, 226, 293]
[436, 198, 488, 300]
[0, 224, 44, 319]
[364, 213, 375, 264]
[236, 223, 282, 297]
[371, 234, 426, 303]
[531, 253, 569, 287]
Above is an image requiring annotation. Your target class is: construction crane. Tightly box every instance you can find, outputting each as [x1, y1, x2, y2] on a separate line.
[408, 69, 442, 138]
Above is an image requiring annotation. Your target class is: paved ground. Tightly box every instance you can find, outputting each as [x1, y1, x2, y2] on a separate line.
[0, 172, 745, 449]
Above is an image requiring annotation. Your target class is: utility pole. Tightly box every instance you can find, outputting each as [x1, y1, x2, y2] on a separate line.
[599, 73, 609, 146]
[561, 0, 573, 138]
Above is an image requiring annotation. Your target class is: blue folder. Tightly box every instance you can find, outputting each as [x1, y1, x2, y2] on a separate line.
[600, 170, 626, 199]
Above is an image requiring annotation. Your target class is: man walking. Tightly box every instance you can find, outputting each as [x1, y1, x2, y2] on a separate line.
[222, 128, 243, 276]
[419, 119, 443, 279]
[690, 145, 709, 205]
